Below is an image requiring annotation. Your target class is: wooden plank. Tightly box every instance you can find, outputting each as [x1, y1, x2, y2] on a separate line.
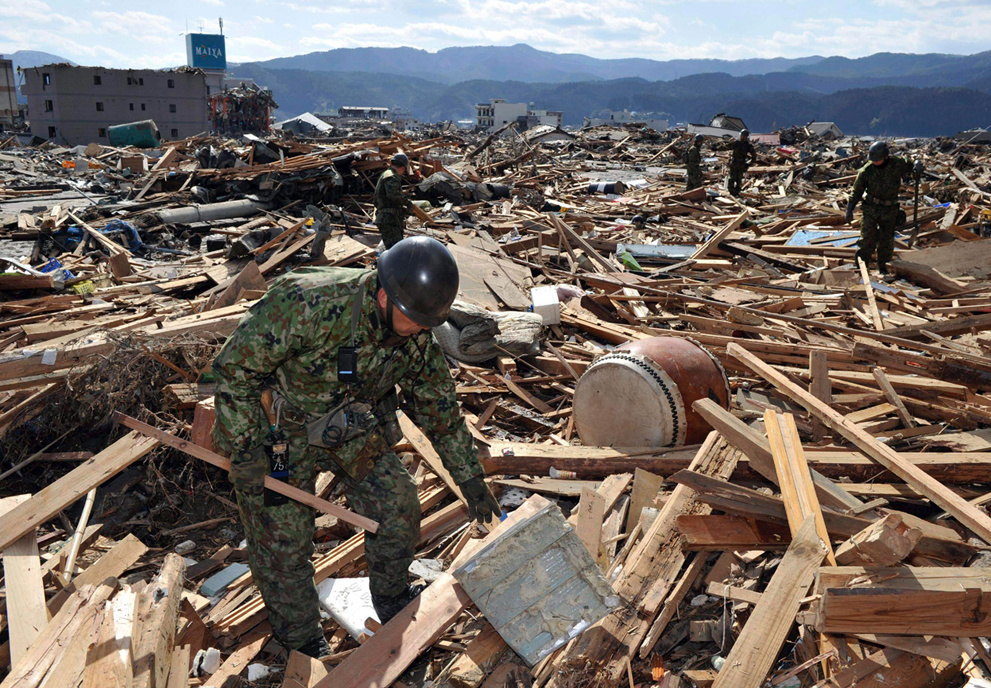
[0, 495, 49, 667]
[48, 534, 149, 615]
[576, 486, 607, 564]
[165, 645, 190, 688]
[434, 622, 507, 688]
[705, 581, 763, 605]
[711, 517, 828, 688]
[872, 367, 917, 428]
[203, 625, 271, 687]
[625, 468, 665, 534]
[728, 342, 991, 545]
[693, 209, 749, 259]
[765, 411, 836, 565]
[282, 651, 329, 688]
[131, 554, 186, 688]
[115, 414, 378, 533]
[82, 604, 129, 688]
[858, 258, 885, 331]
[638, 554, 709, 657]
[817, 584, 991, 636]
[851, 634, 963, 664]
[37, 602, 105, 688]
[0, 431, 158, 552]
[692, 398, 861, 512]
[809, 350, 830, 441]
[0, 581, 117, 688]
[834, 512, 922, 566]
[677, 514, 790, 550]
[671, 471, 976, 564]
[206, 261, 267, 312]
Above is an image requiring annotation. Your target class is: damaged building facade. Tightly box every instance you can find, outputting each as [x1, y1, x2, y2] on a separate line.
[22, 65, 211, 146]
[475, 98, 562, 133]
[0, 54, 18, 127]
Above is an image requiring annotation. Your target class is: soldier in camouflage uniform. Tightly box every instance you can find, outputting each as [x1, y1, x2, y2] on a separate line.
[727, 129, 756, 197]
[685, 135, 705, 191]
[212, 237, 499, 658]
[374, 152, 412, 249]
[846, 141, 923, 273]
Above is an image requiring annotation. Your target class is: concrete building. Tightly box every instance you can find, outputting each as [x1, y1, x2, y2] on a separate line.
[338, 106, 389, 119]
[583, 110, 668, 132]
[1, 55, 18, 126]
[474, 99, 563, 133]
[22, 64, 209, 145]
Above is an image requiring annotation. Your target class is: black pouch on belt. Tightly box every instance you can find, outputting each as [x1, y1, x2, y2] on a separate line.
[263, 430, 290, 507]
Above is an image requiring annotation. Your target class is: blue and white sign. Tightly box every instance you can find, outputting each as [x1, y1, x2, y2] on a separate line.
[186, 33, 227, 71]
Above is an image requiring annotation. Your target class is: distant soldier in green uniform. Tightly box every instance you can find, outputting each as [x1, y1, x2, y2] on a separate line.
[845, 141, 924, 274]
[685, 134, 705, 191]
[727, 129, 756, 197]
[212, 237, 500, 658]
[374, 153, 412, 249]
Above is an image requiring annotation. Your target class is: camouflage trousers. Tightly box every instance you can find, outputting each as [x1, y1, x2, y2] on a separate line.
[686, 170, 704, 191]
[232, 430, 420, 649]
[855, 204, 898, 272]
[375, 209, 405, 249]
[727, 163, 746, 196]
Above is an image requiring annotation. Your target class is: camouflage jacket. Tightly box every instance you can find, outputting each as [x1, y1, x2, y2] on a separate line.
[685, 145, 702, 171]
[850, 156, 913, 206]
[212, 266, 483, 485]
[730, 139, 756, 167]
[373, 168, 409, 214]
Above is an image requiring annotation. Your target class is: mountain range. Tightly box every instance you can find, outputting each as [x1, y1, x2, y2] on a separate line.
[8, 44, 991, 137]
[230, 44, 991, 136]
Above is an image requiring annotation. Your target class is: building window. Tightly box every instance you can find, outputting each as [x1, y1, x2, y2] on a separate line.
[47, 126, 56, 138]
[96, 102, 104, 112]
[140, 103, 146, 111]
[129, 103, 134, 111]
[167, 79, 175, 88]
[43, 73, 51, 85]
[44, 99, 53, 112]
[98, 128, 106, 137]
[127, 76, 132, 85]
[138, 77, 144, 85]
[94, 75, 101, 85]
[169, 104, 177, 113]
[171, 128, 178, 138]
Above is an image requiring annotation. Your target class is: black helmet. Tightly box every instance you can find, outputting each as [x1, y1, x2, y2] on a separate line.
[378, 236, 459, 328]
[694, 134, 704, 145]
[739, 129, 750, 138]
[868, 141, 889, 162]
[631, 214, 645, 226]
[391, 152, 409, 168]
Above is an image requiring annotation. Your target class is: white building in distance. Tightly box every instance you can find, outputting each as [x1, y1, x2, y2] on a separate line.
[475, 99, 562, 133]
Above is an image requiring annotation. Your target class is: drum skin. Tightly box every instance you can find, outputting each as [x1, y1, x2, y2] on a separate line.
[573, 337, 730, 448]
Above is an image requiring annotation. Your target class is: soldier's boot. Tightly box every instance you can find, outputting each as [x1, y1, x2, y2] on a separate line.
[296, 635, 332, 659]
[372, 583, 427, 624]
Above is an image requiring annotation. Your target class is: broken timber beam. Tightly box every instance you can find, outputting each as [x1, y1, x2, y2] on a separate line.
[711, 516, 828, 688]
[0, 431, 159, 552]
[728, 342, 991, 545]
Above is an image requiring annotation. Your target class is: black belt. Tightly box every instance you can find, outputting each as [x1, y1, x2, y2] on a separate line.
[865, 195, 898, 207]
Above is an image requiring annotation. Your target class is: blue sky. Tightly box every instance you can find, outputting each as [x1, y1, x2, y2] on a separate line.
[1, 0, 989, 69]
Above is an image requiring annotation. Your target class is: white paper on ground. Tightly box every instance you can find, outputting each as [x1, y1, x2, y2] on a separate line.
[316, 577, 380, 640]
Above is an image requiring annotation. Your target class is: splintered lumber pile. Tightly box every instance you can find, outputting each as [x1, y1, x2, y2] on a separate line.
[3, 124, 991, 686]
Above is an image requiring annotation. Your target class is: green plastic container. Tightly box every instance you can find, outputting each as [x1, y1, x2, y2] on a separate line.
[107, 120, 162, 148]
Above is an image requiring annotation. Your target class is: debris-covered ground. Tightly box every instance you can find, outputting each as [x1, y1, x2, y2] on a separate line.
[2, 121, 991, 688]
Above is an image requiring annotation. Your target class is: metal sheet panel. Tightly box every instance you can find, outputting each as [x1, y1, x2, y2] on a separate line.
[455, 504, 619, 665]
